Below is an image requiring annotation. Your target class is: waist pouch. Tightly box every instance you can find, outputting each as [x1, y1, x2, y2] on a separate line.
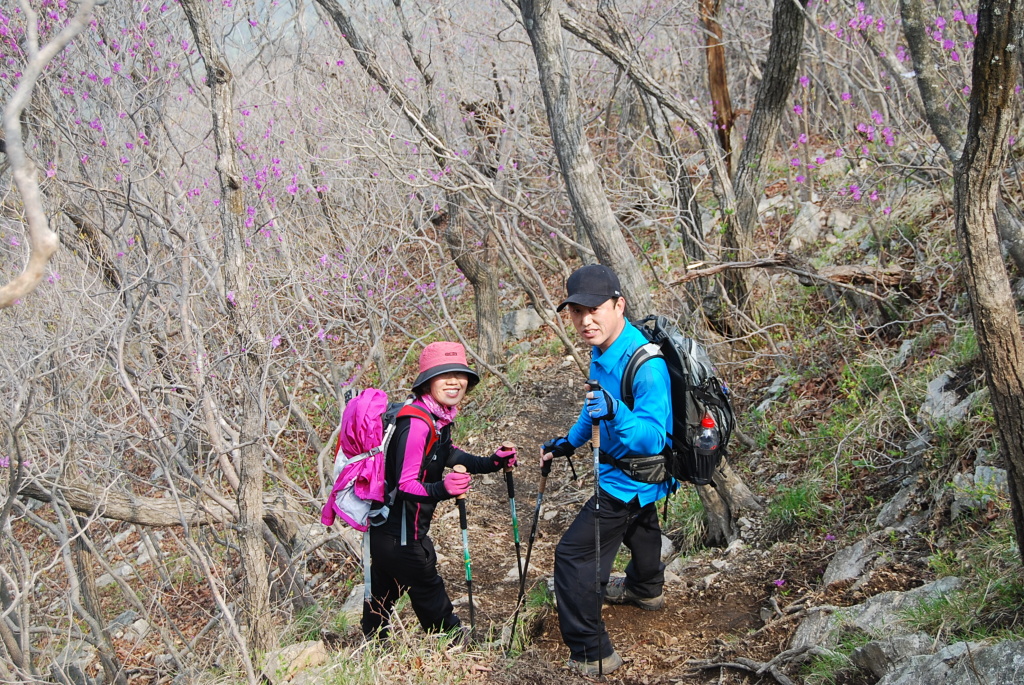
[600, 451, 669, 484]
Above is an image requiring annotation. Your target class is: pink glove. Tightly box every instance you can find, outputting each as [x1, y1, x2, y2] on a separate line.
[492, 446, 518, 470]
[443, 470, 472, 497]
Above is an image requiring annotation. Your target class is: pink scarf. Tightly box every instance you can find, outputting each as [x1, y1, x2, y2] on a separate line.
[418, 393, 458, 428]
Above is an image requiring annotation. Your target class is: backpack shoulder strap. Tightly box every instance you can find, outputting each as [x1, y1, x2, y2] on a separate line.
[621, 342, 663, 410]
[396, 403, 439, 454]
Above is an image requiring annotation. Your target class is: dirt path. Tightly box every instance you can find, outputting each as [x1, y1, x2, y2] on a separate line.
[426, 362, 781, 684]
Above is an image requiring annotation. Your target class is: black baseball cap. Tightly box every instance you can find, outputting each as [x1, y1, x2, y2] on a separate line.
[556, 264, 622, 312]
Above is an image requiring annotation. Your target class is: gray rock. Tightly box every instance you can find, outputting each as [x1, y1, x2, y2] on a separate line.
[891, 339, 916, 369]
[509, 341, 532, 356]
[875, 641, 979, 685]
[975, 465, 1009, 500]
[952, 465, 1009, 520]
[341, 585, 363, 619]
[665, 556, 694, 576]
[263, 640, 328, 683]
[129, 618, 151, 639]
[918, 373, 987, 425]
[876, 483, 923, 529]
[822, 536, 880, 587]
[757, 194, 786, 215]
[725, 539, 746, 556]
[851, 632, 940, 678]
[501, 308, 547, 341]
[661, 535, 676, 562]
[757, 375, 795, 413]
[110, 610, 141, 639]
[787, 202, 823, 252]
[944, 639, 1024, 684]
[829, 209, 853, 234]
[791, 577, 961, 649]
[950, 472, 977, 520]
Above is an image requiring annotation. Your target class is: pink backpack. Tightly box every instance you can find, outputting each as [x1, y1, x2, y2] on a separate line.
[321, 389, 436, 531]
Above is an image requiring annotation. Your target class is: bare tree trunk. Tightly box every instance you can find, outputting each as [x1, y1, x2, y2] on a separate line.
[70, 518, 127, 685]
[901, 0, 1024, 275]
[952, 0, 1024, 565]
[729, 0, 807, 310]
[314, 0, 506, 368]
[180, 0, 273, 664]
[700, 0, 734, 176]
[519, 0, 654, 315]
[697, 460, 764, 546]
[594, 1, 705, 262]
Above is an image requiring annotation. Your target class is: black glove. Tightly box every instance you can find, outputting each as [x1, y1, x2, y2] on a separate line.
[491, 445, 518, 470]
[542, 437, 575, 459]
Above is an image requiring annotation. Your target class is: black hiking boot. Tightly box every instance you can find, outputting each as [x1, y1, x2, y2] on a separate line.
[604, 576, 665, 611]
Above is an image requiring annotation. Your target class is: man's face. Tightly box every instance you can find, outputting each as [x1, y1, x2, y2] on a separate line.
[567, 297, 626, 352]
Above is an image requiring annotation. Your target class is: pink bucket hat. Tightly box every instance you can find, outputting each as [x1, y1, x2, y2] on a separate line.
[412, 341, 480, 392]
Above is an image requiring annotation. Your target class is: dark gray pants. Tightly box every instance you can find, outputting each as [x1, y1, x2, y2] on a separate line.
[553, 491, 665, 662]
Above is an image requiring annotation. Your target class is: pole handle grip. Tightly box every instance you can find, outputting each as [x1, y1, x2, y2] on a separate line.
[587, 378, 602, 449]
[453, 464, 468, 500]
[500, 441, 516, 473]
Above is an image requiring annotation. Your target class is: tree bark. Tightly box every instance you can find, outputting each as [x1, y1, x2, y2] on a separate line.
[180, 0, 274, 660]
[952, 0, 1024, 564]
[729, 0, 807, 310]
[700, 0, 734, 176]
[901, 0, 1024, 275]
[519, 0, 654, 315]
[697, 460, 764, 546]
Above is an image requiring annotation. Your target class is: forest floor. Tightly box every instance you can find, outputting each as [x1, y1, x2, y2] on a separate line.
[321, 355, 935, 684]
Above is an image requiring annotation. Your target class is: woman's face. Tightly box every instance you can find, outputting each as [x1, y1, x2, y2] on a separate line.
[428, 372, 469, 407]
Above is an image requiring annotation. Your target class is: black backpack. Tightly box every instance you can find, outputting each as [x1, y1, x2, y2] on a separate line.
[620, 315, 736, 486]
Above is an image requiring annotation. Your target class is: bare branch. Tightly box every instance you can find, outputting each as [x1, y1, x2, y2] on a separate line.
[0, 0, 97, 309]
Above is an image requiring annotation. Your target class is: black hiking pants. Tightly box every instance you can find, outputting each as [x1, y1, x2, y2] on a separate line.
[361, 529, 461, 638]
[553, 490, 665, 662]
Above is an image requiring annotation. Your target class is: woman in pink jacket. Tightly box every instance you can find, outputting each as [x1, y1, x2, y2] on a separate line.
[361, 342, 516, 640]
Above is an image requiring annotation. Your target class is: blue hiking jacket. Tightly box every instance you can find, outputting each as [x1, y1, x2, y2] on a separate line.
[566, 321, 674, 506]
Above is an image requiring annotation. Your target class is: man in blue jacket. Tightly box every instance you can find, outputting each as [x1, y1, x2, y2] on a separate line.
[541, 264, 674, 676]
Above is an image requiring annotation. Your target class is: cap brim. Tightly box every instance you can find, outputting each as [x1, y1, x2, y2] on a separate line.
[412, 363, 480, 393]
[556, 293, 613, 312]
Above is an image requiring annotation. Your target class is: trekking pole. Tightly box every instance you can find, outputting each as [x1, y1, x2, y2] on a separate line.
[453, 464, 475, 641]
[501, 442, 524, 590]
[588, 379, 606, 677]
[362, 530, 372, 604]
[507, 447, 551, 653]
